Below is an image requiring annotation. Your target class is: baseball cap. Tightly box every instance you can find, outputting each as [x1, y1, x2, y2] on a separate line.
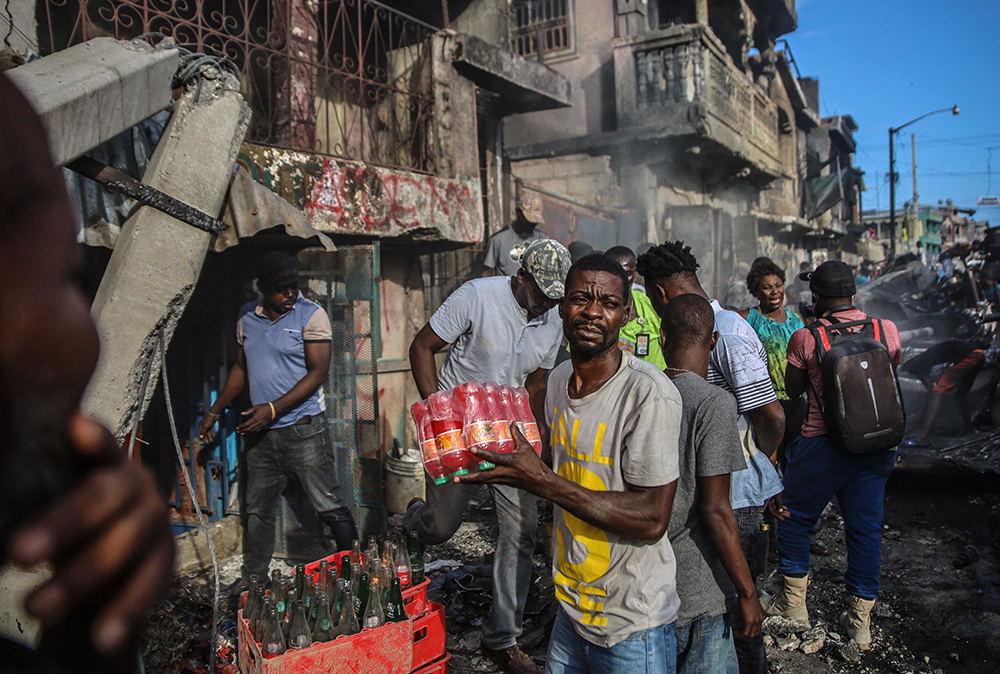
[521, 239, 572, 300]
[517, 192, 545, 225]
[799, 260, 856, 297]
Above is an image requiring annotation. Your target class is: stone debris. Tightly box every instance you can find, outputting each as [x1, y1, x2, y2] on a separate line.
[800, 637, 825, 654]
[762, 615, 810, 635]
[838, 641, 862, 664]
[775, 635, 800, 651]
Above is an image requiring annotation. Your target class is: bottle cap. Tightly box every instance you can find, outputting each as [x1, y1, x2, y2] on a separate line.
[478, 461, 495, 470]
[453, 468, 469, 476]
[434, 476, 449, 484]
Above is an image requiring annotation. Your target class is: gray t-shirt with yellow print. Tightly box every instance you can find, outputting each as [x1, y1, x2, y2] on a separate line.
[545, 352, 683, 648]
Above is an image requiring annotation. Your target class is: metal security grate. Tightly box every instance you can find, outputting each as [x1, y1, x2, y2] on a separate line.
[510, 0, 573, 59]
[298, 243, 383, 543]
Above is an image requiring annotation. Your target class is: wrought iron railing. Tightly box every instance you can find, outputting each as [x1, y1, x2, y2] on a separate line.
[617, 25, 780, 166]
[40, 0, 438, 173]
[510, 0, 572, 60]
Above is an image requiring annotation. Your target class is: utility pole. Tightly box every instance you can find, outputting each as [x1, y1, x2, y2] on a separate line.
[887, 105, 959, 256]
[911, 133, 919, 244]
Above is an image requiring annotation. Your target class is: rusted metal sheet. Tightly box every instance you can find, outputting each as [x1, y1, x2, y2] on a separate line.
[218, 166, 336, 252]
[236, 144, 483, 244]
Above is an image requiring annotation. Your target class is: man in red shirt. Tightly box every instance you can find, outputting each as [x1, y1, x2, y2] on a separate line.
[765, 261, 901, 652]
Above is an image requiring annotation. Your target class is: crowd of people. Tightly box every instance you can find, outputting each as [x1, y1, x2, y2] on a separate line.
[396, 194, 911, 674]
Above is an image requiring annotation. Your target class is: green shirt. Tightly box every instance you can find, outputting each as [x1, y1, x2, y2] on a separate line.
[619, 289, 666, 370]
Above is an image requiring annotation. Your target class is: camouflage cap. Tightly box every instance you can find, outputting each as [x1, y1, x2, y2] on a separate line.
[520, 239, 572, 300]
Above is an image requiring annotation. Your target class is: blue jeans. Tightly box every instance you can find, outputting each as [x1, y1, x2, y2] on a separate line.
[242, 420, 357, 579]
[546, 608, 677, 674]
[777, 435, 897, 599]
[404, 479, 537, 650]
[676, 614, 738, 674]
[732, 507, 767, 674]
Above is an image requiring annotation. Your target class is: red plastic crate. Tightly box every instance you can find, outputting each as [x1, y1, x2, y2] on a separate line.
[412, 653, 450, 674]
[410, 602, 446, 672]
[237, 608, 412, 674]
[302, 551, 430, 617]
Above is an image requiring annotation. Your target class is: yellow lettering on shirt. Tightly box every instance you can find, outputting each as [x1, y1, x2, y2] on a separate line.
[591, 423, 613, 466]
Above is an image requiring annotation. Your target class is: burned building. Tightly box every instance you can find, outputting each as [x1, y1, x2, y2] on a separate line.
[503, 0, 864, 296]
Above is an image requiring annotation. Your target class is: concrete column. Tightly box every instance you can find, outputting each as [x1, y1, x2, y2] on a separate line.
[5, 38, 178, 166]
[82, 71, 250, 439]
[695, 0, 709, 25]
[289, 0, 318, 151]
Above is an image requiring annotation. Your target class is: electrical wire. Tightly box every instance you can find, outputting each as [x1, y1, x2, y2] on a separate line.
[160, 327, 220, 674]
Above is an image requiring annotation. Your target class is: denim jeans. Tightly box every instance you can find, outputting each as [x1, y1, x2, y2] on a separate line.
[404, 478, 537, 650]
[777, 435, 896, 599]
[242, 419, 357, 580]
[546, 608, 677, 674]
[732, 506, 767, 674]
[676, 613, 738, 674]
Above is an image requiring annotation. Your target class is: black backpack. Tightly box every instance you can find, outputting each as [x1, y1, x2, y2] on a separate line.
[806, 307, 905, 453]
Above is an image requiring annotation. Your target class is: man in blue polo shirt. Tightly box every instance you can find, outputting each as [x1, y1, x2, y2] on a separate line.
[198, 252, 358, 586]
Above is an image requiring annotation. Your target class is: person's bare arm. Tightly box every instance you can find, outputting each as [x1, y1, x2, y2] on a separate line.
[409, 323, 449, 400]
[237, 340, 331, 433]
[784, 363, 808, 400]
[457, 425, 675, 543]
[698, 473, 764, 639]
[523, 367, 551, 463]
[749, 400, 785, 460]
[8, 414, 174, 665]
[197, 346, 248, 442]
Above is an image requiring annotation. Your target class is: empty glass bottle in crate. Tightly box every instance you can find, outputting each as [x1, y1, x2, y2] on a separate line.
[335, 587, 360, 637]
[261, 605, 286, 658]
[287, 599, 312, 649]
[385, 578, 408, 623]
[312, 593, 336, 643]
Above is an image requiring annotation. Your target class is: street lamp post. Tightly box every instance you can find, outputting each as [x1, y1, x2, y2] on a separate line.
[889, 105, 960, 254]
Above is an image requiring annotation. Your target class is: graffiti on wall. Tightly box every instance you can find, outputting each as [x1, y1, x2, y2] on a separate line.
[238, 144, 483, 243]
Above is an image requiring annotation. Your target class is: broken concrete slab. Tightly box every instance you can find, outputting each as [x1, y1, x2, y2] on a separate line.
[451, 32, 572, 113]
[6, 38, 178, 166]
[82, 69, 250, 438]
[174, 515, 243, 576]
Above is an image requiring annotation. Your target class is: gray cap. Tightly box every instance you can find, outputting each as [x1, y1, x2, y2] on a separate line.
[520, 239, 572, 300]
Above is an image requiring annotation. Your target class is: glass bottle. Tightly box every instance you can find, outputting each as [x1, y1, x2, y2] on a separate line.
[335, 587, 360, 637]
[408, 530, 425, 585]
[270, 568, 282, 598]
[294, 563, 306, 597]
[394, 540, 411, 588]
[303, 575, 315, 617]
[261, 605, 286, 658]
[287, 599, 312, 649]
[350, 539, 362, 567]
[385, 578, 408, 623]
[274, 582, 289, 626]
[362, 580, 385, 629]
[354, 571, 370, 623]
[244, 574, 261, 617]
[318, 560, 329, 592]
[312, 592, 336, 643]
[281, 587, 297, 640]
[249, 589, 270, 638]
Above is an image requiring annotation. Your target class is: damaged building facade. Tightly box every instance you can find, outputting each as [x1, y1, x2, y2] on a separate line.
[2, 0, 570, 543]
[504, 0, 865, 296]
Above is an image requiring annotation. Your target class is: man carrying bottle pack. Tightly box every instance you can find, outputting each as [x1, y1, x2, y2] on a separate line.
[406, 238, 572, 674]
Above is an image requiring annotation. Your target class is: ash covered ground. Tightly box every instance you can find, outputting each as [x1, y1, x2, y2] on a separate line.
[143, 443, 1000, 674]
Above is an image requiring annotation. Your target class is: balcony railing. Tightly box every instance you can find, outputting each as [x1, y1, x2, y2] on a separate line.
[614, 25, 780, 173]
[39, 0, 438, 174]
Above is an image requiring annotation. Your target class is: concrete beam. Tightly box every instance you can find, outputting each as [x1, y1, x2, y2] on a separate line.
[6, 38, 178, 166]
[451, 33, 572, 113]
[82, 71, 250, 438]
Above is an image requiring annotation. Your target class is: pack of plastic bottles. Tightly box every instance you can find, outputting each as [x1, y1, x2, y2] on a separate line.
[410, 382, 542, 484]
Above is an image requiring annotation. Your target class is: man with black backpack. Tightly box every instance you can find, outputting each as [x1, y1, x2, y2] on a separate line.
[764, 260, 904, 652]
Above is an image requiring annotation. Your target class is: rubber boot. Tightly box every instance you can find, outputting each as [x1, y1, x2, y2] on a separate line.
[839, 595, 876, 650]
[761, 574, 810, 625]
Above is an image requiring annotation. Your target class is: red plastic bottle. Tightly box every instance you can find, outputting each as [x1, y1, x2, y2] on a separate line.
[484, 383, 515, 454]
[410, 401, 449, 485]
[427, 391, 475, 475]
[454, 381, 498, 471]
[513, 386, 543, 455]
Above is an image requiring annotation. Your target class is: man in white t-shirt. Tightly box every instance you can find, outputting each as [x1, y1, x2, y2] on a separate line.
[638, 241, 785, 674]
[484, 191, 547, 276]
[407, 239, 571, 674]
[458, 253, 682, 674]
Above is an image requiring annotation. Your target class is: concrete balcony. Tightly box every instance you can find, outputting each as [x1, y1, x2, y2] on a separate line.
[612, 24, 782, 179]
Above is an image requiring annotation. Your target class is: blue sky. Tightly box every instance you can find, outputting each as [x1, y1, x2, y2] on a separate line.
[788, 0, 1000, 226]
